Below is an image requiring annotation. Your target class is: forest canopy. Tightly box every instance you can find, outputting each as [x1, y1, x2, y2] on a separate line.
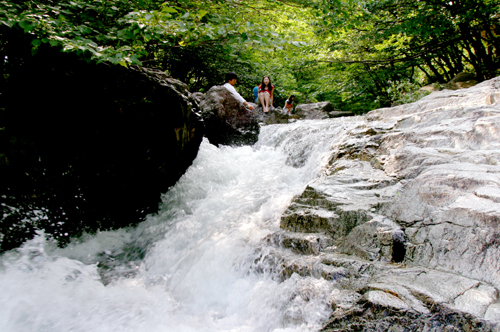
[1, 0, 499, 113]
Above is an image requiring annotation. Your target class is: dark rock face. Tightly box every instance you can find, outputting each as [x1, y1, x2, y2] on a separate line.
[0, 35, 203, 250]
[199, 86, 259, 146]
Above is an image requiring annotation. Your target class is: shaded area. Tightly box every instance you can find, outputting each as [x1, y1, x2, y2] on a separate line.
[0, 29, 203, 251]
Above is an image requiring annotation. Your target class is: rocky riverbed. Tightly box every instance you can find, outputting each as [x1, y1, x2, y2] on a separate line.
[269, 76, 500, 331]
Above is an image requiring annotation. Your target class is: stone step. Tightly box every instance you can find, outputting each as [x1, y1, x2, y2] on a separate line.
[265, 230, 335, 255]
[260, 238, 500, 328]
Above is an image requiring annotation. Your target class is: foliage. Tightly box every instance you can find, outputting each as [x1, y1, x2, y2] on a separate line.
[378, 80, 431, 106]
[1, 0, 498, 111]
[0, 0, 297, 67]
[306, 0, 500, 112]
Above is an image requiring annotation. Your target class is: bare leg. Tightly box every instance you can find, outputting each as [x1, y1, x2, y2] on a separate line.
[259, 92, 270, 113]
[265, 94, 271, 112]
[260, 93, 267, 113]
[262, 93, 271, 113]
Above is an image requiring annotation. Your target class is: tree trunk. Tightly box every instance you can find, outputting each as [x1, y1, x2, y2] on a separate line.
[417, 65, 434, 82]
[425, 59, 445, 82]
[459, 37, 484, 80]
[459, 23, 486, 80]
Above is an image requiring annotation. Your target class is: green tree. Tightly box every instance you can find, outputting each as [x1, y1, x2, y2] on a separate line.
[310, 0, 500, 111]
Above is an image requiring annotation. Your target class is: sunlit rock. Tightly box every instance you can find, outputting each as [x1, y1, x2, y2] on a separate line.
[275, 76, 500, 328]
[337, 215, 405, 262]
[295, 101, 333, 119]
[444, 72, 479, 90]
[266, 231, 334, 255]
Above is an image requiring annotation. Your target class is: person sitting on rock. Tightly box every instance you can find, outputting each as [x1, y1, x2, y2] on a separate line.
[258, 75, 274, 113]
[223, 72, 254, 110]
[253, 85, 259, 103]
[284, 95, 295, 116]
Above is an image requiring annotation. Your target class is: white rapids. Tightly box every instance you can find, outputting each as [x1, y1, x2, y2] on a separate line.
[0, 117, 364, 332]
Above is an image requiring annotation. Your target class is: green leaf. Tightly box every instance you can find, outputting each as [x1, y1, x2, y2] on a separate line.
[18, 20, 34, 32]
[197, 9, 208, 20]
[161, 7, 178, 13]
[31, 39, 42, 47]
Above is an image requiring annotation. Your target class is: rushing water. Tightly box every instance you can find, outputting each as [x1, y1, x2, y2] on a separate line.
[0, 117, 364, 332]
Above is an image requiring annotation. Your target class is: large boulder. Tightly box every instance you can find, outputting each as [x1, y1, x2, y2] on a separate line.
[199, 85, 259, 146]
[270, 76, 500, 328]
[420, 72, 479, 92]
[0, 33, 204, 250]
[444, 72, 479, 90]
[329, 110, 356, 118]
[295, 101, 334, 119]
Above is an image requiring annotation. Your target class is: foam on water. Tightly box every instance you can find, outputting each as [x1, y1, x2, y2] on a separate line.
[0, 117, 364, 332]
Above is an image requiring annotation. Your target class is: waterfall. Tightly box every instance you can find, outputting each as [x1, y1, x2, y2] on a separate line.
[0, 117, 364, 332]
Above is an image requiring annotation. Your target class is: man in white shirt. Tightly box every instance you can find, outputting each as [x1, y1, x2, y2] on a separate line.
[223, 72, 254, 110]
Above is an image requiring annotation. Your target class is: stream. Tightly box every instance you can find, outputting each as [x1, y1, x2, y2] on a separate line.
[0, 117, 364, 332]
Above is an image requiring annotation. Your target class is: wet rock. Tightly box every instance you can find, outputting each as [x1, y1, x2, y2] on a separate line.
[266, 231, 334, 255]
[0, 36, 204, 250]
[321, 300, 498, 332]
[274, 76, 500, 329]
[328, 289, 363, 312]
[281, 160, 401, 239]
[337, 215, 405, 262]
[198, 85, 259, 146]
[322, 266, 500, 331]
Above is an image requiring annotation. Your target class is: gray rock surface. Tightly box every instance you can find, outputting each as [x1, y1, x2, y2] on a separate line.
[295, 101, 334, 119]
[190, 91, 205, 105]
[254, 106, 289, 125]
[271, 76, 500, 330]
[329, 110, 356, 118]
